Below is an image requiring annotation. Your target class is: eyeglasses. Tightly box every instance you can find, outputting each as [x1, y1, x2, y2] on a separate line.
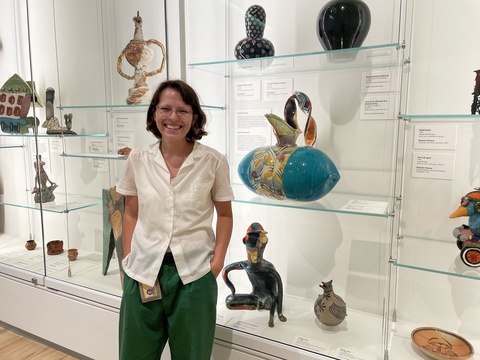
[156, 106, 193, 118]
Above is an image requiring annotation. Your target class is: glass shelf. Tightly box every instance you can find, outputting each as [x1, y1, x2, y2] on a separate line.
[401, 114, 480, 122]
[0, 192, 102, 213]
[57, 104, 224, 111]
[231, 184, 393, 218]
[215, 288, 383, 359]
[0, 145, 23, 149]
[60, 153, 127, 160]
[0, 132, 108, 138]
[394, 236, 480, 281]
[188, 43, 402, 77]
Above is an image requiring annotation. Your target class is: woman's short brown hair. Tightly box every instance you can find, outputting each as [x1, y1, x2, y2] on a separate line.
[146, 80, 207, 141]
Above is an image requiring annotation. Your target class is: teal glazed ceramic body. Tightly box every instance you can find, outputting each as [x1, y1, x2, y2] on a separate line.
[238, 146, 340, 201]
[238, 92, 340, 202]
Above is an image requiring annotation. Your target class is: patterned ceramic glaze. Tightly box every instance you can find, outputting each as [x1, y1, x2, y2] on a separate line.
[238, 92, 340, 201]
[234, 5, 275, 60]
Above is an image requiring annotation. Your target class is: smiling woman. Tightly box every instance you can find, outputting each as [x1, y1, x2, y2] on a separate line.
[116, 79, 234, 360]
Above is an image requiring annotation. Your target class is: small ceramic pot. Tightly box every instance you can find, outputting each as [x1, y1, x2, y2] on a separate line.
[47, 240, 64, 255]
[25, 240, 37, 251]
[67, 248, 78, 261]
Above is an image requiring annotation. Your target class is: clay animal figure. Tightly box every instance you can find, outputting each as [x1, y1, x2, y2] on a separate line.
[449, 188, 480, 267]
[222, 222, 287, 327]
[31, 154, 57, 203]
[314, 280, 347, 326]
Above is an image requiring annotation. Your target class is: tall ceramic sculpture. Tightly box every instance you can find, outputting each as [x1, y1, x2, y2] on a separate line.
[316, 0, 371, 62]
[102, 187, 125, 284]
[449, 188, 480, 267]
[0, 73, 40, 134]
[222, 222, 287, 327]
[470, 69, 480, 115]
[42, 87, 75, 134]
[117, 11, 166, 104]
[238, 92, 340, 201]
[234, 5, 275, 60]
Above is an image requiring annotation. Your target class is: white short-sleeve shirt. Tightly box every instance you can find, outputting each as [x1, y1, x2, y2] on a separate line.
[116, 141, 234, 287]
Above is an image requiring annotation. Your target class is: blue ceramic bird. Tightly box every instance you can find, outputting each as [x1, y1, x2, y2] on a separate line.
[449, 188, 480, 267]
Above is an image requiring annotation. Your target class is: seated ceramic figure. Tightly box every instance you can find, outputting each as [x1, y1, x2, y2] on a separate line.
[222, 222, 287, 327]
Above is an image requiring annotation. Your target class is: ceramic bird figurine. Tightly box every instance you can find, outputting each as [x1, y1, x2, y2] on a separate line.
[238, 92, 340, 201]
[449, 188, 480, 267]
[314, 280, 347, 326]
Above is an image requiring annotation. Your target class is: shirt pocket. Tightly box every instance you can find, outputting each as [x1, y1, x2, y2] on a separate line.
[189, 182, 211, 207]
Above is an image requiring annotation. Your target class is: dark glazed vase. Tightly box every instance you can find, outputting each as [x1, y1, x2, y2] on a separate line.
[234, 5, 275, 61]
[316, 0, 371, 62]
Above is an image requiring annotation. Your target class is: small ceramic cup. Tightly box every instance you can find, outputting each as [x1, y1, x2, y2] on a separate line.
[67, 248, 78, 261]
[25, 240, 37, 251]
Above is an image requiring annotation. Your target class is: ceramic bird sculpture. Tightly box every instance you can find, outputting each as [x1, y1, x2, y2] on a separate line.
[449, 188, 480, 267]
[238, 92, 340, 201]
[314, 280, 347, 326]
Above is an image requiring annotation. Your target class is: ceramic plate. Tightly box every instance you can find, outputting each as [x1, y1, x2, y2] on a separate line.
[411, 327, 474, 360]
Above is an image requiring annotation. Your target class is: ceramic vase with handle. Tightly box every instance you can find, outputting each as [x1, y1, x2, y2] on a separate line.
[314, 280, 347, 326]
[238, 92, 340, 202]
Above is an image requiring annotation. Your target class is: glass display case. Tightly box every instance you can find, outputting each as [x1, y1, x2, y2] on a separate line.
[185, 0, 480, 359]
[0, 0, 168, 307]
[186, 0, 404, 359]
[1, 0, 479, 359]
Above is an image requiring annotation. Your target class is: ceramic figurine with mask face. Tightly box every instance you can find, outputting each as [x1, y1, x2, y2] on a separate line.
[222, 222, 287, 327]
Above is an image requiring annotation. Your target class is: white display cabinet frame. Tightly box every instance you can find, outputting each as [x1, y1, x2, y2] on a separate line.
[186, 0, 407, 359]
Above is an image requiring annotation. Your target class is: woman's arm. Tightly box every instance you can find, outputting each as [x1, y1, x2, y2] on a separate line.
[122, 195, 139, 259]
[210, 200, 233, 278]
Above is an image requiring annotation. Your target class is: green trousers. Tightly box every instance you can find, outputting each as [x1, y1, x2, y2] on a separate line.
[119, 263, 217, 360]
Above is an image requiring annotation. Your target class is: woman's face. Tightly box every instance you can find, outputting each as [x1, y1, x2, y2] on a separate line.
[154, 88, 197, 142]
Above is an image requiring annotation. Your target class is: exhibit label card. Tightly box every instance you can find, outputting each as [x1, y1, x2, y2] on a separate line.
[88, 138, 108, 172]
[49, 138, 62, 154]
[360, 95, 394, 120]
[115, 133, 135, 153]
[361, 70, 396, 93]
[412, 152, 455, 180]
[331, 347, 378, 360]
[266, 57, 294, 70]
[228, 319, 267, 335]
[115, 114, 134, 132]
[413, 124, 457, 150]
[292, 336, 332, 354]
[263, 78, 294, 101]
[363, 47, 395, 65]
[234, 109, 272, 154]
[340, 199, 388, 215]
[31, 138, 51, 172]
[234, 80, 261, 101]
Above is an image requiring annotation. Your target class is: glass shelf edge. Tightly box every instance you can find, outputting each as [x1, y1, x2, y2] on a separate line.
[402, 114, 480, 121]
[393, 262, 480, 281]
[0, 199, 102, 213]
[188, 43, 400, 67]
[56, 104, 223, 111]
[60, 153, 127, 160]
[0, 145, 24, 149]
[232, 198, 390, 218]
[0, 133, 108, 138]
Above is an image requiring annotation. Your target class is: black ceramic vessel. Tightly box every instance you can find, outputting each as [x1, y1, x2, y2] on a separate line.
[316, 0, 371, 62]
